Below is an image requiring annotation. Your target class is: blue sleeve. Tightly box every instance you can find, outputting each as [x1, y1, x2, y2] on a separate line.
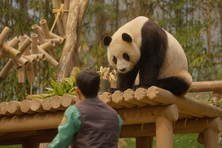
[117, 115, 123, 139]
[47, 105, 81, 148]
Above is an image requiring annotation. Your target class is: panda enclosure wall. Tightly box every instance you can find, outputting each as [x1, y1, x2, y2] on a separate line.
[0, 1, 222, 101]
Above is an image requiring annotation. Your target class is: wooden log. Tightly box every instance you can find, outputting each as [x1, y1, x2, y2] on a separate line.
[30, 99, 45, 113]
[42, 97, 56, 111]
[20, 100, 35, 114]
[204, 128, 219, 148]
[123, 89, 147, 107]
[136, 137, 153, 148]
[7, 101, 23, 115]
[0, 111, 64, 133]
[51, 96, 66, 110]
[120, 117, 221, 138]
[178, 108, 205, 118]
[173, 117, 221, 134]
[210, 91, 221, 107]
[156, 116, 173, 148]
[0, 129, 57, 145]
[112, 91, 136, 108]
[0, 102, 11, 116]
[147, 86, 222, 119]
[116, 104, 178, 125]
[190, 80, 222, 92]
[0, 130, 45, 140]
[61, 94, 76, 107]
[99, 92, 124, 109]
[135, 88, 160, 106]
[197, 133, 204, 145]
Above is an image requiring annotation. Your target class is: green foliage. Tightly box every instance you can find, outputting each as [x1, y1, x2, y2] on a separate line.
[32, 69, 79, 99]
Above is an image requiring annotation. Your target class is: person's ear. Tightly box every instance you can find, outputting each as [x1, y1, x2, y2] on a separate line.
[98, 85, 101, 92]
[76, 87, 80, 95]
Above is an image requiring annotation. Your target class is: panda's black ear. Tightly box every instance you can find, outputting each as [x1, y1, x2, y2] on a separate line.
[103, 36, 112, 46]
[122, 33, 132, 42]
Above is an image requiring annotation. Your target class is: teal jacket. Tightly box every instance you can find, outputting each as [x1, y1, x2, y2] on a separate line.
[47, 98, 123, 148]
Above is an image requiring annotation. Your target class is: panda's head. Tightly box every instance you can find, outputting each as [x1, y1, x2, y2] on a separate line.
[103, 33, 140, 73]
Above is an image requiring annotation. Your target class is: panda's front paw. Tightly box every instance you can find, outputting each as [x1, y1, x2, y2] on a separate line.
[133, 85, 148, 91]
[108, 88, 118, 94]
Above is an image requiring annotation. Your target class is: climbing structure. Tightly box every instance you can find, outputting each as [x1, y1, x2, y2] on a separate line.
[0, 81, 222, 148]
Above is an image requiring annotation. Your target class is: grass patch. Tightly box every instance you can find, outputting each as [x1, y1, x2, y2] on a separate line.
[121, 133, 222, 148]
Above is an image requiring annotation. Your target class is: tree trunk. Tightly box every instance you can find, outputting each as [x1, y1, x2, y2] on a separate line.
[57, 0, 89, 81]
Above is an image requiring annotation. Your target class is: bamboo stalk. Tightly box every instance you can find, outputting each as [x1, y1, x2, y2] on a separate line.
[40, 19, 50, 39]
[23, 56, 36, 65]
[37, 25, 64, 43]
[31, 34, 38, 54]
[40, 40, 55, 50]
[0, 27, 11, 47]
[37, 45, 59, 67]
[0, 37, 20, 60]
[2, 43, 21, 59]
[18, 66, 25, 83]
[38, 60, 45, 68]
[26, 63, 36, 83]
[12, 59, 22, 69]
[31, 34, 39, 77]
[32, 25, 45, 44]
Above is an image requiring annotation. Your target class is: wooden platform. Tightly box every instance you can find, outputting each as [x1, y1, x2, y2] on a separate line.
[0, 86, 222, 148]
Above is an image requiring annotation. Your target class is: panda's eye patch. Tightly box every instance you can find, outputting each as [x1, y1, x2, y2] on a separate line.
[123, 53, 130, 61]
[113, 56, 117, 64]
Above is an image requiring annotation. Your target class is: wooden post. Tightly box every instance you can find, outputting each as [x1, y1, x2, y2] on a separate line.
[204, 128, 219, 148]
[136, 137, 153, 148]
[156, 116, 173, 148]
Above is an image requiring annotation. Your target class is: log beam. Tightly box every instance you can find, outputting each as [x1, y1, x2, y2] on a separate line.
[190, 80, 222, 92]
[147, 86, 222, 119]
[116, 104, 178, 125]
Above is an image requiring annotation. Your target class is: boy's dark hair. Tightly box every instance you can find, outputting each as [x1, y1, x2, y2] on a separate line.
[76, 69, 100, 98]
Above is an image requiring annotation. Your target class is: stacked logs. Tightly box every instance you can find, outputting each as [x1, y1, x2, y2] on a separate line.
[0, 94, 79, 117]
[0, 19, 64, 83]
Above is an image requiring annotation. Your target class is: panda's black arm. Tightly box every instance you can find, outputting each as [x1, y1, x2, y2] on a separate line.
[109, 66, 139, 93]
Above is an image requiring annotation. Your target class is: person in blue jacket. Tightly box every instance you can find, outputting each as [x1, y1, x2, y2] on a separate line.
[48, 68, 122, 148]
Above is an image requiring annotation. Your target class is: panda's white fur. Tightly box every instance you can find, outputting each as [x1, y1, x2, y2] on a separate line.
[107, 17, 147, 73]
[104, 16, 192, 96]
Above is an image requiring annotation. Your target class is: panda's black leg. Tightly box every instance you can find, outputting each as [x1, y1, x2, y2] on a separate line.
[157, 76, 191, 96]
[109, 67, 139, 93]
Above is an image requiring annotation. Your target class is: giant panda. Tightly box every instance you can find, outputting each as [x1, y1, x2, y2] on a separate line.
[103, 16, 192, 96]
